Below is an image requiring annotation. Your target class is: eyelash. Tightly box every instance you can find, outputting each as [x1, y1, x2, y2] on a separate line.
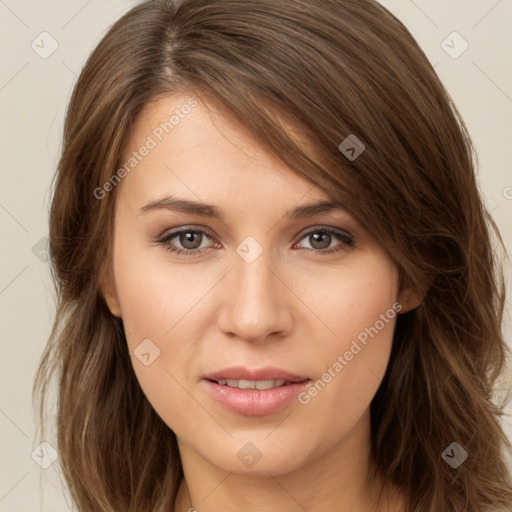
[156, 226, 354, 257]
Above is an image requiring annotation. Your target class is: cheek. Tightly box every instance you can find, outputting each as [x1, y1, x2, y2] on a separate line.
[110, 233, 218, 432]
[112, 261, 205, 435]
[112, 229, 208, 344]
[295, 253, 399, 359]
[296, 254, 399, 419]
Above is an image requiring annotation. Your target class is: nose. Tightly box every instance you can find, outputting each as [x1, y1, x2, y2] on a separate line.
[216, 249, 294, 343]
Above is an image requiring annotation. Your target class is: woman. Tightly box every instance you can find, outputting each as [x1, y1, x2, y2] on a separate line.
[33, 0, 512, 510]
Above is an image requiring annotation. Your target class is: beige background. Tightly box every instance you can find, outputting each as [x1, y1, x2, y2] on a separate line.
[0, 1, 511, 510]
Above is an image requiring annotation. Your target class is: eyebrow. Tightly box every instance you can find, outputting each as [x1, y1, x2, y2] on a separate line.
[138, 196, 347, 219]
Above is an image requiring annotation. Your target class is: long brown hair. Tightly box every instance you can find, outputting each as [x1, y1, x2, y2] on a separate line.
[33, 0, 512, 510]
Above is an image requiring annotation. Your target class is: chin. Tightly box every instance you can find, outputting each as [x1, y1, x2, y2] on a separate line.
[198, 433, 318, 476]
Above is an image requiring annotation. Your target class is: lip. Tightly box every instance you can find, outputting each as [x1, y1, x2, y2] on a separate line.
[203, 366, 309, 383]
[202, 366, 311, 416]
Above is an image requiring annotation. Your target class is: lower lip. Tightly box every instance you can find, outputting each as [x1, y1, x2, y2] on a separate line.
[203, 379, 310, 416]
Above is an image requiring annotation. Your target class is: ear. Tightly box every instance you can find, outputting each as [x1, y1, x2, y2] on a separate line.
[397, 278, 430, 314]
[98, 265, 122, 318]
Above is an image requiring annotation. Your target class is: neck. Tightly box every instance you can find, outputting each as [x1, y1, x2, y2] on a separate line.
[173, 410, 405, 512]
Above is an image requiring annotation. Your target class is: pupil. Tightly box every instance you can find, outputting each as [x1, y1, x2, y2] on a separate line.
[180, 231, 202, 249]
[311, 232, 331, 250]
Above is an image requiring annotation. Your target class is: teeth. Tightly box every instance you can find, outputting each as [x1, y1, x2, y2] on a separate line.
[217, 379, 286, 390]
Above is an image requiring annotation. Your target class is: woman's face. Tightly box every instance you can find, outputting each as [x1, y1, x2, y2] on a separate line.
[103, 94, 412, 476]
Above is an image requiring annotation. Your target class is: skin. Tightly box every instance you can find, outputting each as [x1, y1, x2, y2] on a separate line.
[102, 94, 420, 512]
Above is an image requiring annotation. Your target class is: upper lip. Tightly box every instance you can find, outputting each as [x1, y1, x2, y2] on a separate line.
[203, 366, 309, 383]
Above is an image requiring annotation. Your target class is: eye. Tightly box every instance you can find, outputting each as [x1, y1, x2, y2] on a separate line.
[293, 227, 354, 254]
[156, 225, 354, 257]
[157, 227, 218, 256]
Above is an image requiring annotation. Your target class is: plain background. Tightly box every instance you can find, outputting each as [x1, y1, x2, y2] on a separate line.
[0, 1, 511, 510]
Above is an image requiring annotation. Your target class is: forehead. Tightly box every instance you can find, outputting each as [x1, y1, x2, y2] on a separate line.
[116, 94, 332, 213]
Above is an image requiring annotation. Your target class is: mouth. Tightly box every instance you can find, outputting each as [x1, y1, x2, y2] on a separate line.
[214, 378, 291, 390]
[202, 367, 311, 416]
